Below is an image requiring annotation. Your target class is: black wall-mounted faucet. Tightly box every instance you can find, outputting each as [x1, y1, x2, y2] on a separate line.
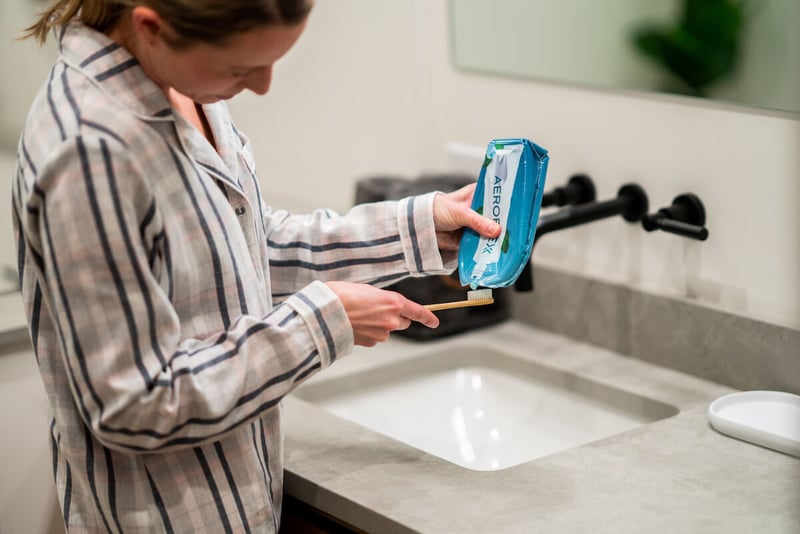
[515, 183, 649, 292]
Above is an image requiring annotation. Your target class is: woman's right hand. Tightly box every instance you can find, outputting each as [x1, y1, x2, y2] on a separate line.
[326, 281, 439, 347]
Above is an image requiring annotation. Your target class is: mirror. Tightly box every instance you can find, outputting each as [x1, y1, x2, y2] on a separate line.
[449, 0, 800, 115]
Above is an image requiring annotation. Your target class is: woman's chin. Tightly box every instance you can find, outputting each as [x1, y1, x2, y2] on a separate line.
[194, 93, 237, 104]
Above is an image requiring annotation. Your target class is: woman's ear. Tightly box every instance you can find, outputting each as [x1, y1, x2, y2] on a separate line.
[129, 6, 169, 45]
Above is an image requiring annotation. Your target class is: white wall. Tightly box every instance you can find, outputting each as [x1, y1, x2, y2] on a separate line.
[0, 1, 59, 149]
[228, 0, 439, 213]
[229, 0, 800, 329]
[0, 1, 58, 283]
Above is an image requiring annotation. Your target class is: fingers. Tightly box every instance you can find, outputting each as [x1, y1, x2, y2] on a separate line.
[399, 299, 439, 330]
[354, 315, 413, 346]
[326, 282, 439, 348]
[460, 206, 501, 239]
[435, 188, 502, 239]
[448, 183, 476, 202]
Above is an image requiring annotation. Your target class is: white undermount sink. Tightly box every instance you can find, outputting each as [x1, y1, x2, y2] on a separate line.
[294, 343, 679, 471]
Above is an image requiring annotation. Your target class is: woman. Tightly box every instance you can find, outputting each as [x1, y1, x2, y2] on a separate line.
[14, 0, 499, 531]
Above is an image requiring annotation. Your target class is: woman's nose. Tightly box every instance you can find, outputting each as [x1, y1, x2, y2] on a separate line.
[244, 66, 272, 95]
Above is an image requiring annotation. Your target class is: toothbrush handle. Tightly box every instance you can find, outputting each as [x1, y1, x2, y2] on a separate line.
[424, 298, 494, 312]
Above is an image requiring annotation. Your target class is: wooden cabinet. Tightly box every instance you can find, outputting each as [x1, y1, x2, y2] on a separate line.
[280, 495, 363, 534]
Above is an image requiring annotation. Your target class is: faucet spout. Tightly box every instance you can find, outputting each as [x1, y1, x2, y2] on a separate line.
[514, 183, 649, 292]
[535, 183, 648, 241]
[512, 175, 599, 292]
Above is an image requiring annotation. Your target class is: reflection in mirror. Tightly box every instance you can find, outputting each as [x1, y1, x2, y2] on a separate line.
[449, 0, 800, 114]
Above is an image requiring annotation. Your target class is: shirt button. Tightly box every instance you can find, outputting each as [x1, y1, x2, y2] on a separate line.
[235, 206, 246, 216]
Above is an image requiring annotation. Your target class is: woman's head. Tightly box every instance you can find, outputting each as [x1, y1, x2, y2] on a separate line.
[25, 0, 313, 47]
[25, 1, 314, 102]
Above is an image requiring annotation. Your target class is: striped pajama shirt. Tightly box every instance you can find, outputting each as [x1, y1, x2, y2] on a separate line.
[12, 22, 452, 532]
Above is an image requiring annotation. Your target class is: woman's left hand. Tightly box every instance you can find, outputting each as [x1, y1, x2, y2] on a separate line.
[432, 183, 501, 251]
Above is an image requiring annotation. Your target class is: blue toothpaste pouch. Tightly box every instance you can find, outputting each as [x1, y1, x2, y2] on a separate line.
[458, 138, 549, 288]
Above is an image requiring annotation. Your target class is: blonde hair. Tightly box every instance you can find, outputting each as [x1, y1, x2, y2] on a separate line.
[23, 0, 312, 46]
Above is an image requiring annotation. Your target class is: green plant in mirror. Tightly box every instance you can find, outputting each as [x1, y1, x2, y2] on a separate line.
[633, 0, 746, 97]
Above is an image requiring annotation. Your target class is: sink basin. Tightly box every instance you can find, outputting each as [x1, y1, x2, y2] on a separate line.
[294, 344, 679, 471]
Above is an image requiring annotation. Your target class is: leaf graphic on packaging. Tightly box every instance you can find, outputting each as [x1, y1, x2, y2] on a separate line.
[482, 156, 493, 168]
[475, 205, 483, 215]
[502, 230, 510, 253]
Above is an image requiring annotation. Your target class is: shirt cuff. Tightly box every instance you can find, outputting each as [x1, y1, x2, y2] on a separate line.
[396, 191, 453, 276]
[284, 280, 354, 368]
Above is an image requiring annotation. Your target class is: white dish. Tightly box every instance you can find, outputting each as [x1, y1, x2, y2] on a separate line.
[708, 390, 800, 458]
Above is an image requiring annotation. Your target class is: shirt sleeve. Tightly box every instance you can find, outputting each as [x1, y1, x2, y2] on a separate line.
[20, 135, 353, 453]
[265, 192, 455, 299]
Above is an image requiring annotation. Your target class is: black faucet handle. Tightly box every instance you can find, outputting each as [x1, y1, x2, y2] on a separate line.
[541, 174, 596, 207]
[618, 183, 649, 222]
[642, 193, 709, 241]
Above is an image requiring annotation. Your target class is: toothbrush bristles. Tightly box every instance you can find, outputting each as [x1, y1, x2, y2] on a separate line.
[467, 288, 493, 301]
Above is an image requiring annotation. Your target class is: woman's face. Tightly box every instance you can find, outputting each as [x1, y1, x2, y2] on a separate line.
[132, 9, 308, 103]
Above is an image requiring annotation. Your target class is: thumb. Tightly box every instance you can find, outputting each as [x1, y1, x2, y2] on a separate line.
[459, 206, 501, 238]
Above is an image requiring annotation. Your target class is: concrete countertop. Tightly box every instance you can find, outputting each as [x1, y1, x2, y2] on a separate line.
[284, 321, 800, 533]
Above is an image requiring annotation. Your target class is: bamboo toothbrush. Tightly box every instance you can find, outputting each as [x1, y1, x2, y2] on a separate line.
[424, 288, 494, 312]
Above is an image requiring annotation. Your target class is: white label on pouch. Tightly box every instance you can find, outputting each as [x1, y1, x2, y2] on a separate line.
[470, 146, 521, 280]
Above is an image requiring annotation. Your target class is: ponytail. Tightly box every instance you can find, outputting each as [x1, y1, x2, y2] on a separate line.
[22, 1, 126, 44]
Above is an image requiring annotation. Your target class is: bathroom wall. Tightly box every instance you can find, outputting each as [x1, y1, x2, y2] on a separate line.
[0, 1, 58, 149]
[4, 0, 795, 328]
[0, 1, 58, 285]
[425, 3, 800, 330]
[229, 0, 800, 330]
[228, 0, 440, 212]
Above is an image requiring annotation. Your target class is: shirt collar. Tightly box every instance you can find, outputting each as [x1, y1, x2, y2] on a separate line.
[58, 22, 245, 192]
[59, 22, 174, 119]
